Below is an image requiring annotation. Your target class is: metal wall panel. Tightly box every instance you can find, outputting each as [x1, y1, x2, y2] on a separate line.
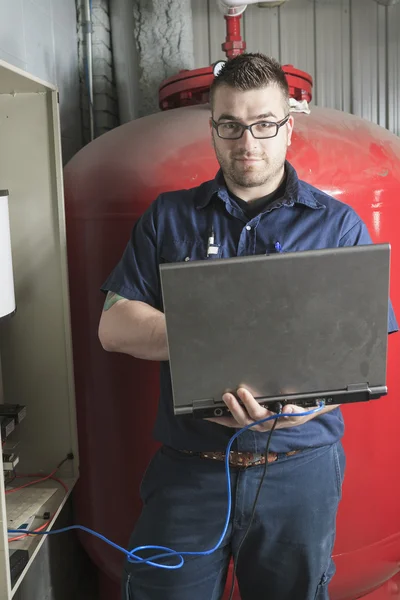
[192, 0, 210, 69]
[376, 5, 388, 129]
[191, 0, 400, 136]
[315, 0, 351, 112]
[351, 1, 382, 125]
[278, 0, 316, 85]
[209, 0, 229, 63]
[243, 3, 280, 60]
[388, 4, 400, 136]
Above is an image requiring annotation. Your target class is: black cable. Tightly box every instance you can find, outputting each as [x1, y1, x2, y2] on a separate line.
[57, 453, 74, 469]
[227, 417, 279, 600]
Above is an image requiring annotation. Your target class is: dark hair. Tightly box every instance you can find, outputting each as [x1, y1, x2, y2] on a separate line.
[210, 53, 289, 111]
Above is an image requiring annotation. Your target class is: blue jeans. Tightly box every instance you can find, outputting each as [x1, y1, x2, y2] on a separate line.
[122, 442, 345, 600]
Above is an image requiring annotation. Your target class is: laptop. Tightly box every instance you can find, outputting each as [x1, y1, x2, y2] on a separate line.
[159, 244, 391, 419]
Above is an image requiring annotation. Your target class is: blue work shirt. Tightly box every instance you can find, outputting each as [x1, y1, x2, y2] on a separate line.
[101, 161, 398, 453]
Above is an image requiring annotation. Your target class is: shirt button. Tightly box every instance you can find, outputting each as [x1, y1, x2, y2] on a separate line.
[245, 225, 251, 231]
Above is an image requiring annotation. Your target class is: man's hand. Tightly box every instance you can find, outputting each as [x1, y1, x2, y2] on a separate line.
[206, 388, 337, 432]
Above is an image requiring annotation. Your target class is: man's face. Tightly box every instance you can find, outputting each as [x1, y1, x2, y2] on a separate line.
[210, 84, 294, 191]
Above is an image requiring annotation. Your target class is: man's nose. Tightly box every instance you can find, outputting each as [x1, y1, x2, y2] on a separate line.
[237, 128, 259, 152]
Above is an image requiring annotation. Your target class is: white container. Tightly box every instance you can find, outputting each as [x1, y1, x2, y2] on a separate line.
[0, 191, 16, 320]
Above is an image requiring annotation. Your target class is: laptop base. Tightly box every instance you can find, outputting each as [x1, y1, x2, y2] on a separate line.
[184, 385, 388, 418]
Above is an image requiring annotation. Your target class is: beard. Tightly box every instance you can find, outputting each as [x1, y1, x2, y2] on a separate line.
[214, 145, 287, 189]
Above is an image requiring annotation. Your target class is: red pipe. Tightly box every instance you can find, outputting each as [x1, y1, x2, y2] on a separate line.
[222, 15, 246, 59]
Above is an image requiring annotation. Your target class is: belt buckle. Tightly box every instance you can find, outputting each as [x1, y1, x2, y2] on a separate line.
[230, 451, 266, 468]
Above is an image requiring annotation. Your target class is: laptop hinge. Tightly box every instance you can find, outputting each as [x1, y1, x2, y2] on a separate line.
[174, 399, 215, 416]
[347, 383, 370, 393]
[193, 398, 215, 409]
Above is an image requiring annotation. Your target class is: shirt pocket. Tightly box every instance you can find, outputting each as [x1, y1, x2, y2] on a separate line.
[160, 240, 222, 263]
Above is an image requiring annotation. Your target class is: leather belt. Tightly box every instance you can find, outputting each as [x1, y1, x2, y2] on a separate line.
[180, 449, 302, 468]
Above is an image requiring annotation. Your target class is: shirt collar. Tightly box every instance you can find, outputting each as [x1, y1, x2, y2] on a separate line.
[195, 161, 324, 211]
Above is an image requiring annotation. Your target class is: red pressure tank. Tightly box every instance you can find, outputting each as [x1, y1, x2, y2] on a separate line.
[64, 62, 400, 600]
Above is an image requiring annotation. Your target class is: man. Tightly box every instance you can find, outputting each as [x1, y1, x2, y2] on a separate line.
[99, 54, 398, 600]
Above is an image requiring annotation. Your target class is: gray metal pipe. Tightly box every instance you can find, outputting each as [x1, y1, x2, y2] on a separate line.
[110, 0, 140, 123]
[84, 0, 95, 140]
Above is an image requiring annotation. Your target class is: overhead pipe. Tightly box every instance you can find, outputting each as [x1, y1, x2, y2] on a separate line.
[217, 0, 287, 59]
[217, 0, 285, 12]
[221, 12, 246, 58]
[217, 0, 246, 59]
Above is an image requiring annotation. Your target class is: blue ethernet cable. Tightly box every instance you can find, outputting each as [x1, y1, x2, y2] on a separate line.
[7, 403, 324, 569]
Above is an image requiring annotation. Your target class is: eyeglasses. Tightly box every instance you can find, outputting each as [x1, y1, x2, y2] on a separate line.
[211, 115, 290, 140]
